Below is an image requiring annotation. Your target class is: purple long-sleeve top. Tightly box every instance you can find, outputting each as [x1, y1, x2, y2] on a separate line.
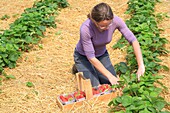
[76, 15, 137, 59]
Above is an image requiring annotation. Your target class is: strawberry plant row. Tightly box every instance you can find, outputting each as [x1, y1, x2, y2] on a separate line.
[0, 0, 69, 73]
[109, 0, 170, 113]
[113, 0, 169, 74]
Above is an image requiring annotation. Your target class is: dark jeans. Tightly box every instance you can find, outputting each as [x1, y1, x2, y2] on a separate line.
[73, 49, 117, 87]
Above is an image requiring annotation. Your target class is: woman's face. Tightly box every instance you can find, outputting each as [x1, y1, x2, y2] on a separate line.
[94, 19, 113, 31]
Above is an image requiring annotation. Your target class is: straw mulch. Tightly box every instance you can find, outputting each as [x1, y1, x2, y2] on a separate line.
[0, 0, 169, 113]
[155, 1, 170, 110]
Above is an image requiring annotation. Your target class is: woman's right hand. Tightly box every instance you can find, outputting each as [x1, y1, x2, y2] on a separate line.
[108, 75, 119, 85]
[108, 75, 123, 96]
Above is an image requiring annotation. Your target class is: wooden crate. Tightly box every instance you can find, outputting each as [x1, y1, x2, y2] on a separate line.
[56, 72, 117, 111]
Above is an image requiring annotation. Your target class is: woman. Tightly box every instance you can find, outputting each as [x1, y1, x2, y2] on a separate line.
[72, 2, 145, 87]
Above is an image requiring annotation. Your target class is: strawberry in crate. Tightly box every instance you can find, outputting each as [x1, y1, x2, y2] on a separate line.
[92, 86, 102, 96]
[59, 94, 76, 105]
[98, 84, 113, 94]
[73, 90, 86, 101]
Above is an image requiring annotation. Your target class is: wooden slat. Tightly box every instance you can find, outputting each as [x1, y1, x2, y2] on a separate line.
[76, 72, 85, 91]
[84, 79, 93, 99]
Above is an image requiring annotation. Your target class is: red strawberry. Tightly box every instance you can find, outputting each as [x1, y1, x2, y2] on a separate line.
[59, 94, 74, 102]
[99, 84, 112, 93]
[92, 88, 100, 95]
[73, 90, 86, 100]
[59, 95, 68, 102]
[66, 95, 73, 101]
[98, 86, 105, 92]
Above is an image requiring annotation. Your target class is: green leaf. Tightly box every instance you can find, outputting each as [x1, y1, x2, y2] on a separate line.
[147, 106, 157, 113]
[108, 100, 113, 106]
[125, 110, 133, 113]
[150, 92, 158, 97]
[121, 95, 132, 107]
[153, 100, 166, 111]
[36, 30, 43, 36]
[123, 87, 130, 94]
[138, 86, 144, 93]
[55, 30, 62, 35]
[154, 75, 164, 79]
[6, 44, 14, 51]
[25, 36, 33, 43]
[138, 104, 146, 110]
[115, 97, 122, 103]
[154, 58, 162, 62]
[126, 105, 137, 111]
[0, 14, 10, 20]
[26, 82, 34, 87]
[0, 46, 6, 52]
[122, 75, 131, 84]
[9, 53, 19, 62]
[162, 65, 169, 71]
[8, 62, 16, 68]
[38, 26, 46, 32]
[33, 90, 38, 96]
[108, 97, 121, 106]
[139, 108, 152, 113]
[1, 54, 8, 58]
[131, 83, 138, 89]
[5, 75, 16, 79]
[38, 44, 43, 49]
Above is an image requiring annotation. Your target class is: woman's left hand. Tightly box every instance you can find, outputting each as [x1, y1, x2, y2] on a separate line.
[136, 64, 145, 81]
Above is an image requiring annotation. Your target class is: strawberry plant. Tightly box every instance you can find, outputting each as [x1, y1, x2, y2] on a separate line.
[0, 0, 69, 73]
[109, 73, 170, 113]
[0, 14, 10, 20]
[113, 0, 169, 74]
[110, 0, 170, 112]
[26, 82, 34, 87]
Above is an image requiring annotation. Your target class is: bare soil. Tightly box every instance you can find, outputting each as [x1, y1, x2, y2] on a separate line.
[0, 0, 169, 113]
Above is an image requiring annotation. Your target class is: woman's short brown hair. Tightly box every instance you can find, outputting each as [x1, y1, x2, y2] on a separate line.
[87, 2, 114, 22]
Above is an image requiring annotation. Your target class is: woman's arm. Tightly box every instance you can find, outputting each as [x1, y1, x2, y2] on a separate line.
[88, 57, 119, 85]
[132, 40, 145, 80]
[115, 16, 145, 79]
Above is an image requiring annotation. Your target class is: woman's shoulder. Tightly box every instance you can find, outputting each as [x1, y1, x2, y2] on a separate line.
[113, 15, 125, 27]
[113, 15, 122, 22]
[81, 19, 92, 27]
[80, 19, 94, 31]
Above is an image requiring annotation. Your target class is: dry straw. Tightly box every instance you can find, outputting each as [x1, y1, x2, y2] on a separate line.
[0, 0, 170, 113]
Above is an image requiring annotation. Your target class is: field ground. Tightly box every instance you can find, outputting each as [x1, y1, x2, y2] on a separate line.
[0, 0, 170, 113]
